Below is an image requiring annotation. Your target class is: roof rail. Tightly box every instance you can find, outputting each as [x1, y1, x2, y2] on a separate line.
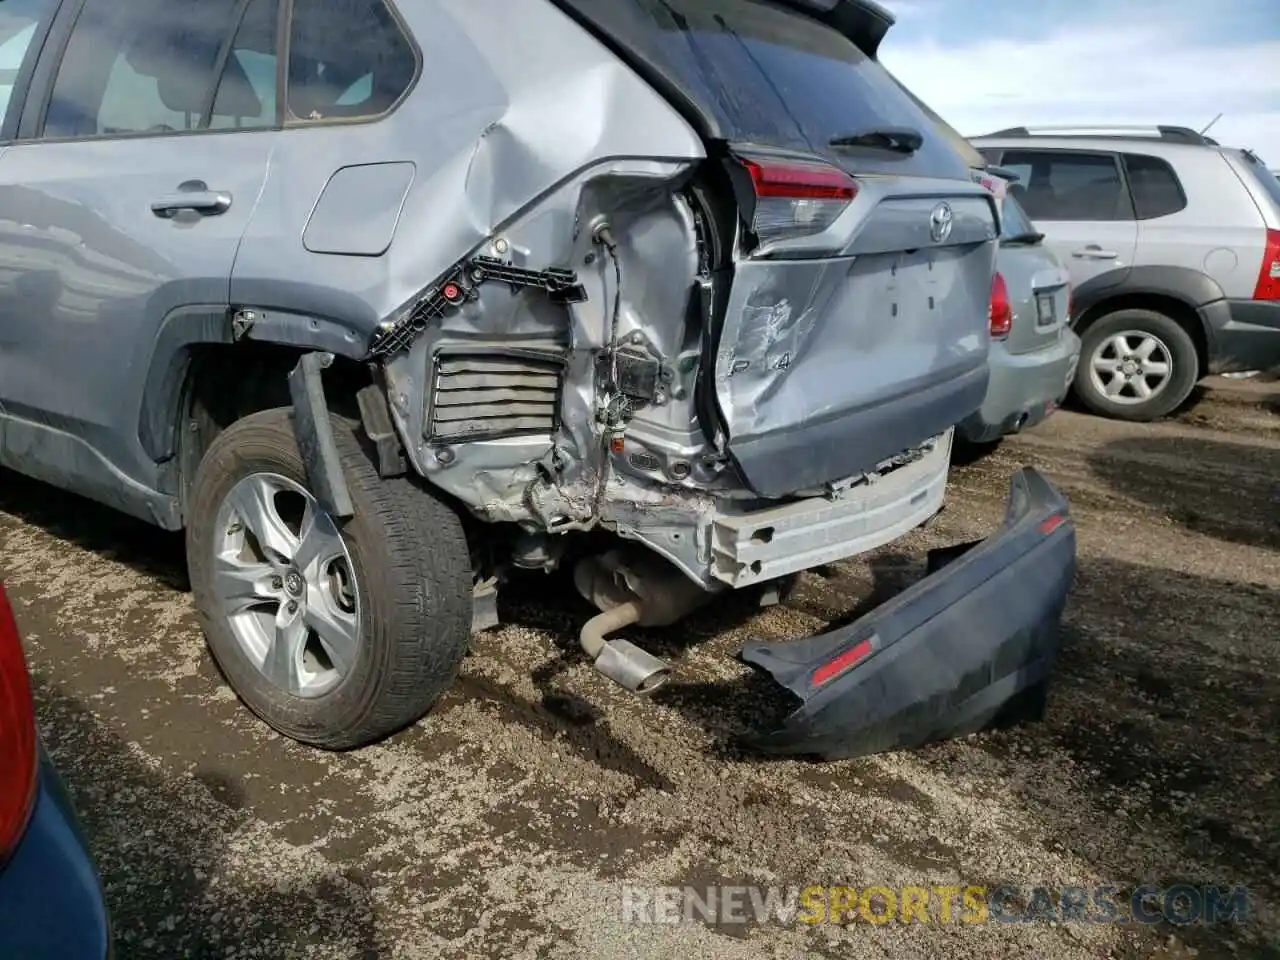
[976, 124, 1217, 146]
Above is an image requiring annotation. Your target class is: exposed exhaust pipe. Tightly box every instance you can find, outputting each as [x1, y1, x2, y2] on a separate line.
[572, 550, 715, 695]
[580, 601, 671, 693]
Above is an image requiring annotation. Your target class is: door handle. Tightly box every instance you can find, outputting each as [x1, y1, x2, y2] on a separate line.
[1071, 245, 1117, 260]
[151, 190, 232, 218]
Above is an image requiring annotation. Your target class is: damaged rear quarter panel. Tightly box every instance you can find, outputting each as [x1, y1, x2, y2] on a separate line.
[384, 159, 710, 532]
[230, 0, 704, 343]
[228, 0, 708, 531]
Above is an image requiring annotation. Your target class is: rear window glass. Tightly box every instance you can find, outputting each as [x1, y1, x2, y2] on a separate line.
[1237, 150, 1280, 210]
[1123, 153, 1187, 219]
[999, 193, 1037, 239]
[555, 0, 969, 179]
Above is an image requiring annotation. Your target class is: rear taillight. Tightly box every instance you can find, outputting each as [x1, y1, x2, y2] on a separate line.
[0, 584, 37, 862]
[1253, 229, 1280, 301]
[738, 154, 858, 245]
[989, 272, 1013, 338]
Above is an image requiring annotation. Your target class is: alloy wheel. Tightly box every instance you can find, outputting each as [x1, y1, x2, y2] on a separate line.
[212, 472, 361, 698]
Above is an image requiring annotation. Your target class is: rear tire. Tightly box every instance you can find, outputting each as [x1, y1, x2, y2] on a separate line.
[1073, 309, 1199, 421]
[185, 407, 472, 749]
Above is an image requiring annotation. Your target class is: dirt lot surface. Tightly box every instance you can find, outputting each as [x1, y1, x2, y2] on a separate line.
[2, 378, 1278, 959]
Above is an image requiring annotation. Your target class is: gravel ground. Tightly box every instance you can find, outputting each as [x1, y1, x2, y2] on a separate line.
[1, 378, 1277, 959]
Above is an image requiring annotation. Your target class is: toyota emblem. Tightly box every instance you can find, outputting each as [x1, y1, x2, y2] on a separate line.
[929, 202, 954, 243]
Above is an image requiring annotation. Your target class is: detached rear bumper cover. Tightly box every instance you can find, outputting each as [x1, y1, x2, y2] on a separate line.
[738, 467, 1076, 761]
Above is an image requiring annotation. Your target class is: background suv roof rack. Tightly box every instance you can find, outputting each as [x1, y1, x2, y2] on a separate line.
[979, 124, 1218, 146]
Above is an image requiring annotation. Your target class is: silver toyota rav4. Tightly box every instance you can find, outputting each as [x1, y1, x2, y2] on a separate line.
[0, 0, 1076, 758]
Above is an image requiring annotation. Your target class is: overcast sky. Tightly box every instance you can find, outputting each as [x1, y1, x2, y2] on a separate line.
[877, 0, 1280, 166]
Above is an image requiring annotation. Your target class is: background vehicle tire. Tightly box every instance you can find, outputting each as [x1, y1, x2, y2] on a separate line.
[951, 436, 1002, 466]
[1073, 309, 1199, 421]
[185, 407, 472, 749]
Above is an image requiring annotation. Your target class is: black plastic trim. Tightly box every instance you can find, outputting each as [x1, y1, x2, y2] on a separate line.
[355, 381, 407, 478]
[138, 305, 374, 465]
[1070, 265, 1225, 321]
[287, 352, 354, 519]
[137, 307, 237, 463]
[739, 467, 1076, 760]
[1210, 299, 1280, 374]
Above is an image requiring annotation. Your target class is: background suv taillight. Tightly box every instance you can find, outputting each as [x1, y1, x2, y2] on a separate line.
[1254, 229, 1280, 301]
[736, 153, 858, 245]
[0, 584, 37, 863]
[989, 272, 1013, 338]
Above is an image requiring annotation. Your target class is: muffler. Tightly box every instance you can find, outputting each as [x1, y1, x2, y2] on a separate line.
[573, 549, 714, 695]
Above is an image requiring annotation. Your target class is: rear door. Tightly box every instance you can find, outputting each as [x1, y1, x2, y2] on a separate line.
[994, 148, 1138, 294]
[555, 0, 999, 497]
[0, 0, 277, 497]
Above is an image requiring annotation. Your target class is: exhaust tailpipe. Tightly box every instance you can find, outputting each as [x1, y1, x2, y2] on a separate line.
[580, 600, 671, 693]
[573, 550, 712, 695]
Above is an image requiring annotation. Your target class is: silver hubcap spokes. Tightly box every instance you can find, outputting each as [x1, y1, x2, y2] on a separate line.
[1089, 330, 1173, 405]
[213, 472, 360, 699]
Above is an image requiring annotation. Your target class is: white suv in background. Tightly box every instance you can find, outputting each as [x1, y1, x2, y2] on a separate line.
[972, 125, 1280, 421]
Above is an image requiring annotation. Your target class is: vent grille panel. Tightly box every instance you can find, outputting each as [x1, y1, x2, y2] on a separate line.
[428, 352, 564, 442]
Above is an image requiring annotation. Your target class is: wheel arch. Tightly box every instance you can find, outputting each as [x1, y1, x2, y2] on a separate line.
[136, 306, 394, 524]
[1072, 266, 1221, 379]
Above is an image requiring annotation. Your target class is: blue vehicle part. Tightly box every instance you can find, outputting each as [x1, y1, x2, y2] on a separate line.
[0, 749, 111, 959]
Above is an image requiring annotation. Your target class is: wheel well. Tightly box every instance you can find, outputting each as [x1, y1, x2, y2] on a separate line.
[176, 342, 372, 522]
[1075, 293, 1208, 377]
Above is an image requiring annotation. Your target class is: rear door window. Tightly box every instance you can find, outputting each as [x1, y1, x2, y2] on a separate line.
[1122, 153, 1187, 219]
[208, 0, 280, 129]
[285, 0, 417, 123]
[553, 0, 969, 178]
[999, 150, 1134, 222]
[42, 0, 260, 138]
[0, 0, 57, 132]
[999, 192, 1038, 240]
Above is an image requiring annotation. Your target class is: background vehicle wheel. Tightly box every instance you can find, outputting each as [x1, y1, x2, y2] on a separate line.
[185, 407, 472, 749]
[1073, 309, 1199, 421]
